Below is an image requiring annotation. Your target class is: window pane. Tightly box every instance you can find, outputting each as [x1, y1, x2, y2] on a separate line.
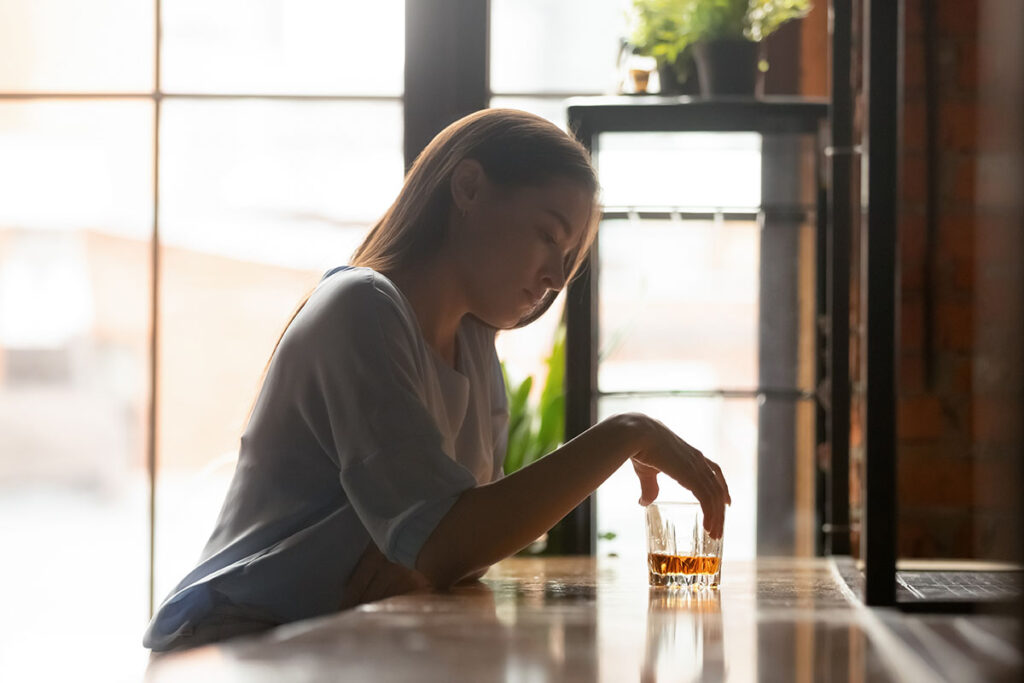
[0, 101, 152, 679]
[160, 99, 403, 270]
[155, 100, 403, 599]
[595, 396, 758, 561]
[490, 0, 631, 94]
[597, 133, 762, 209]
[161, 0, 404, 95]
[599, 217, 760, 393]
[0, 0, 153, 92]
[0, 101, 153, 235]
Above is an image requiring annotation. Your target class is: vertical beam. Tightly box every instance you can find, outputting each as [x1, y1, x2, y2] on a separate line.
[561, 114, 597, 555]
[147, 0, 162, 617]
[815, 124, 829, 556]
[404, 0, 489, 167]
[757, 135, 803, 556]
[827, 0, 853, 556]
[862, 0, 901, 607]
[564, 119, 597, 444]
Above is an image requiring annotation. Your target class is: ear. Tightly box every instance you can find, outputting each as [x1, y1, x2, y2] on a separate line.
[450, 159, 486, 214]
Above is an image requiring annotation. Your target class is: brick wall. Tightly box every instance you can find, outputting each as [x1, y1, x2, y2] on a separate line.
[895, 0, 1021, 559]
[972, 0, 1023, 562]
[894, 0, 981, 557]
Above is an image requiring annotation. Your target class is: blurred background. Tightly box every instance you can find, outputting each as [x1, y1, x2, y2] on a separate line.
[0, 2, 774, 678]
[2, 0, 1019, 680]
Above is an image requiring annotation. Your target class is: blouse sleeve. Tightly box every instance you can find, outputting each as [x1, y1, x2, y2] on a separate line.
[276, 273, 478, 568]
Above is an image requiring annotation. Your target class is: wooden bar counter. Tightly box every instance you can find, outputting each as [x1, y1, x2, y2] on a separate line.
[144, 557, 1018, 682]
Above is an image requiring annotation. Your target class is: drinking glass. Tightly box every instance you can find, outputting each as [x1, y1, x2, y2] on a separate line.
[645, 502, 723, 588]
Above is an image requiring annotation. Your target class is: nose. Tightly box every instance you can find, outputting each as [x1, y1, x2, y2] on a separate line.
[540, 253, 567, 292]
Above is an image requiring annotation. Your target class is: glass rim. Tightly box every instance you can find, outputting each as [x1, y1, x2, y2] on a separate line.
[646, 501, 700, 507]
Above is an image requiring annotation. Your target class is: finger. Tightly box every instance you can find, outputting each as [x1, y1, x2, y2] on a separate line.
[701, 486, 724, 539]
[657, 448, 720, 532]
[697, 499, 716, 539]
[693, 464, 724, 539]
[695, 462, 724, 538]
[693, 481, 723, 540]
[675, 455, 718, 536]
[694, 455, 726, 537]
[685, 452, 722, 533]
[631, 459, 660, 506]
[672, 438, 719, 507]
[705, 458, 732, 505]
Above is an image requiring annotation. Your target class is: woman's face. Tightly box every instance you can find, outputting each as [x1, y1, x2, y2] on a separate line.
[451, 162, 593, 329]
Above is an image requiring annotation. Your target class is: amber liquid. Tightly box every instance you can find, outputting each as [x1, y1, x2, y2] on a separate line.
[648, 553, 721, 576]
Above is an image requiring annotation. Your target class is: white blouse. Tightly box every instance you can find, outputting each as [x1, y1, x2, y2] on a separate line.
[144, 266, 509, 650]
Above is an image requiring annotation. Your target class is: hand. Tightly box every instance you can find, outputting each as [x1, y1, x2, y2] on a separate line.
[616, 413, 732, 539]
[340, 542, 432, 609]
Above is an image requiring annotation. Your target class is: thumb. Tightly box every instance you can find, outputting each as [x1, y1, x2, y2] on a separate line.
[632, 459, 660, 506]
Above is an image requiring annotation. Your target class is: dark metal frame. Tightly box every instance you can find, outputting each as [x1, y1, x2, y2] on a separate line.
[861, 0, 901, 608]
[563, 97, 829, 555]
[404, 0, 489, 166]
[825, 0, 854, 557]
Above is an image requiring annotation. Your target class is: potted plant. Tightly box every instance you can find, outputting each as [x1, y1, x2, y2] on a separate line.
[501, 325, 566, 554]
[627, 0, 700, 94]
[629, 0, 813, 96]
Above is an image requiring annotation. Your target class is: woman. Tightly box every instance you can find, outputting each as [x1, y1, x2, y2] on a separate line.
[144, 109, 731, 652]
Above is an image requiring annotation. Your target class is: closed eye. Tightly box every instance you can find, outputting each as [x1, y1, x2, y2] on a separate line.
[538, 227, 558, 246]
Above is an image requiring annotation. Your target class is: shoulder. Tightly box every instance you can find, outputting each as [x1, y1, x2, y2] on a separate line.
[284, 267, 418, 352]
[310, 267, 404, 317]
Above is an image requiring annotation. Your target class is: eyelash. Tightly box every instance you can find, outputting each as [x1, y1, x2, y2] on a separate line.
[540, 229, 557, 245]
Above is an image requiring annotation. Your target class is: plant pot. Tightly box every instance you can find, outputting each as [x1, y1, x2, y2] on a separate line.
[692, 39, 762, 96]
[656, 57, 700, 96]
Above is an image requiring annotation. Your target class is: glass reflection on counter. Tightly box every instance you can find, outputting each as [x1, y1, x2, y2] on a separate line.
[642, 589, 725, 683]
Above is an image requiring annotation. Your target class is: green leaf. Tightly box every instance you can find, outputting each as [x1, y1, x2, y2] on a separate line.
[538, 325, 565, 413]
[535, 394, 565, 457]
[501, 323, 567, 475]
[502, 364, 535, 476]
[628, 0, 813, 54]
[504, 415, 532, 475]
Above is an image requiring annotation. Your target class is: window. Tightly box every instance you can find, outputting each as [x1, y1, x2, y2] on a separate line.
[489, 0, 631, 128]
[489, 1, 796, 561]
[0, 2, 403, 678]
[489, 0, 631, 431]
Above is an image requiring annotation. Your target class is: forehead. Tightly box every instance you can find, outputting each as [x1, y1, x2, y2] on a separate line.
[513, 177, 594, 237]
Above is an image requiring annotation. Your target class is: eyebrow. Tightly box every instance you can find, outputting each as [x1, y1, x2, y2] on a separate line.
[544, 208, 572, 238]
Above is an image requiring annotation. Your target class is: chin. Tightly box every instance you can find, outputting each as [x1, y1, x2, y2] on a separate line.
[506, 306, 542, 329]
[471, 309, 516, 330]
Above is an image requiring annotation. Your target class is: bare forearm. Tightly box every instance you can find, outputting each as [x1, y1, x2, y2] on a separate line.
[415, 415, 637, 587]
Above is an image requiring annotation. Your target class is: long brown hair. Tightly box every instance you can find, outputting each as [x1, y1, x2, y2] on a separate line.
[260, 109, 600, 395]
[350, 108, 600, 327]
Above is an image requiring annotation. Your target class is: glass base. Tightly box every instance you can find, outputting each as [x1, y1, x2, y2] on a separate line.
[649, 571, 721, 589]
